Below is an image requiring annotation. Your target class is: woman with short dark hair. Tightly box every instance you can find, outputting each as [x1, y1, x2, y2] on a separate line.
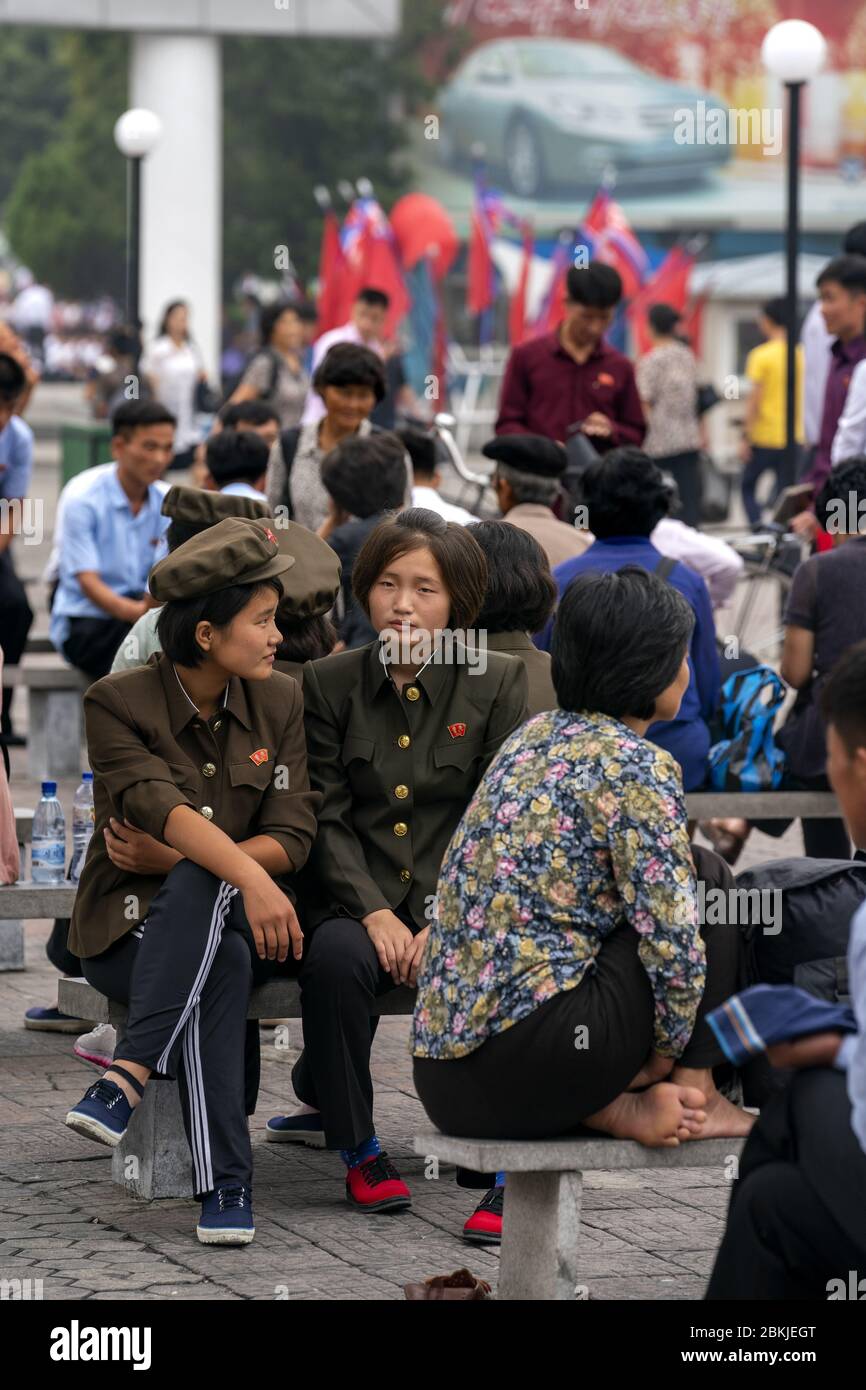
[468, 520, 558, 716]
[266, 507, 528, 1212]
[636, 303, 703, 526]
[266, 343, 389, 531]
[229, 302, 309, 430]
[414, 565, 751, 1231]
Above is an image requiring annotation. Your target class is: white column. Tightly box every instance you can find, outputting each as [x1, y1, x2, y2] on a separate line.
[130, 33, 222, 379]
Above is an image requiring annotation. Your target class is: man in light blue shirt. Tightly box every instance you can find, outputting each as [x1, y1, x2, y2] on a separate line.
[203, 429, 269, 504]
[707, 642, 866, 1300]
[50, 399, 175, 679]
[0, 353, 35, 745]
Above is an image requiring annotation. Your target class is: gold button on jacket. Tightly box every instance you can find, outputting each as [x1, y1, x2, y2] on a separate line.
[202, 762, 217, 778]
[405, 686, 420, 701]
[301, 639, 528, 928]
[67, 653, 321, 961]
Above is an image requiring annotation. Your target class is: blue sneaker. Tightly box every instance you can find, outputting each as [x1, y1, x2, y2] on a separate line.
[65, 1076, 135, 1148]
[25, 1005, 91, 1034]
[265, 1111, 325, 1147]
[197, 1185, 255, 1245]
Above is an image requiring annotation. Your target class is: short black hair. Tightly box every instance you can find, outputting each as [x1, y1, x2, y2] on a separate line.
[822, 640, 866, 757]
[293, 300, 319, 324]
[468, 520, 557, 634]
[816, 255, 866, 295]
[396, 426, 438, 480]
[166, 519, 207, 553]
[0, 353, 26, 403]
[205, 430, 270, 488]
[815, 455, 866, 533]
[321, 432, 407, 518]
[761, 297, 789, 328]
[313, 342, 386, 402]
[552, 567, 694, 719]
[276, 612, 337, 665]
[843, 223, 866, 258]
[157, 578, 282, 668]
[259, 301, 300, 345]
[577, 447, 671, 538]
[111, 398, 177, 437]
[565, 261, 622, 309]
[648, 303, 681, 336]
[357, 287, 389, 311]
[218, 400, 280, 430]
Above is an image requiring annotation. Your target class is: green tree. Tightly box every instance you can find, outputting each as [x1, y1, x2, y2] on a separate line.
[0, 28, 70, 210]
[5, 31, 127, 299]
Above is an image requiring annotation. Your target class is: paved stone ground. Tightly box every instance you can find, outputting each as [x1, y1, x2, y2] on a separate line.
[1, 927, 741, 1303]
[0, 385, 806, 1301]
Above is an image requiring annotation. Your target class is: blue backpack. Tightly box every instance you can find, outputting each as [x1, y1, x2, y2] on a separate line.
[708, 666, 787, 792]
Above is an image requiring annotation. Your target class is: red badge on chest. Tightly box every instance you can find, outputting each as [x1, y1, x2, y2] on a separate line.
[596, 372, 615, 388]
[249, 748, 269, 765]
[448, 722, 467, 739]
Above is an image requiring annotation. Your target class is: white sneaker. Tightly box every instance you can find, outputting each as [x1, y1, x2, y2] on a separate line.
[73, 1023, 117, 1070]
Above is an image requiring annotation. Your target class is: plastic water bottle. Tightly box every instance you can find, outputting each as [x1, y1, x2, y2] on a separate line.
[32, 781, 66, 885]
[70, 772, 95, 884]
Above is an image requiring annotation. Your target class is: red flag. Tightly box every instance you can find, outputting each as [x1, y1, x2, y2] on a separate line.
[583, 190, 649, 300]
[467, 205, 496, 316]
[357, 227, 411, 337]
[627, 246, 695, 356]
[508, 228, 534, 346]
[315, 209, 346, 335]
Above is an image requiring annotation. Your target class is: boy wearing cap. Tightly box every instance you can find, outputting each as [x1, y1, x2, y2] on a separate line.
[63, 518, 320, 1246]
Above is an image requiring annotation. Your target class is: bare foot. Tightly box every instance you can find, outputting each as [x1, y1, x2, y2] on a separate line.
[584, 1083, 707, 1148]
[670, 1066, 755, 1138]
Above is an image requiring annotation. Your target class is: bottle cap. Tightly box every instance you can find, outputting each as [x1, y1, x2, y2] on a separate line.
[82, 772, 93, 782]
[41, 781, 57, 796]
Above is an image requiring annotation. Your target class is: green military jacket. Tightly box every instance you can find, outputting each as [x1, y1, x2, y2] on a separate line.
[301, 638, 529, 927]
[484, 630, 557, 718]
[69, 653, 320, 959]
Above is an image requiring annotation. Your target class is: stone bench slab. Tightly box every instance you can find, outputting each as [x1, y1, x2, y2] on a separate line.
[60, 976, 415, 1024]
[415, 1130, 746, 1300]
[687, 791, 838, 819]
[0, 881, 76, 919]
[413, 1131, 746, 1172]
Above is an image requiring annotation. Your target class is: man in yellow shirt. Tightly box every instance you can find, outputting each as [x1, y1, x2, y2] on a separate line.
[740, 298, 805, 528]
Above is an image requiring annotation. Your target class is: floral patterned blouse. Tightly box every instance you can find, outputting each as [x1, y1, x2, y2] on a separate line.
[412, 708, 705, 1061]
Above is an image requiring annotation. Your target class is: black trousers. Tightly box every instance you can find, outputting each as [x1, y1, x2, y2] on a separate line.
[656, 450, 702, 528]
[62, 610, 137, 682]
[706, 1068, 866, 1299]
[414, 900, 741, 1141]
[292, 905, 421, 1150]
[741, 445, 799, 528]
[0, 548, 33, 733]
[83, 861, 272, 1195]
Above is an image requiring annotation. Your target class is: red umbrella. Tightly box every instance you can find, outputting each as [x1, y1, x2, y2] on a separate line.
[390, 193, 459, 280]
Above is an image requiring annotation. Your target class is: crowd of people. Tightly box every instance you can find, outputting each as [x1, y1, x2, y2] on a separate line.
[0, 243, 864, 1299]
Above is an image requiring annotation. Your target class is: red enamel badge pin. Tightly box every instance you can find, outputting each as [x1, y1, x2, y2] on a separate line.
[263, 527, 277, 546]
[448, 723, 467, 739]
[249, 748, 269, 765]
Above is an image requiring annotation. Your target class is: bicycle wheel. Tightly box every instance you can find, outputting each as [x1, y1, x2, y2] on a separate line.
[715, 560, 793, 665]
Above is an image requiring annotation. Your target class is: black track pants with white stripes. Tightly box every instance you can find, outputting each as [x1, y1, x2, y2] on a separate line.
[82, 860, 273, 1196]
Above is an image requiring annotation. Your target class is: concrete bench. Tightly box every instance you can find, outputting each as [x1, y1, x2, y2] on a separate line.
[414, 1130, 746, 1300]
[14, 808, 33, 846]
[4, 664, 89, 779]
[0, 880, 77, 971]
[59, 975, 416, 1200]
[24, 636, 55, 656]
[687, 790, 839, 820]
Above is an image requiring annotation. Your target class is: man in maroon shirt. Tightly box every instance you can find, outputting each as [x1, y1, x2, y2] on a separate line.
[496, 261, 646, 451]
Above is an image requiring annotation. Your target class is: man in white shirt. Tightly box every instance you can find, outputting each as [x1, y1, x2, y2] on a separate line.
[397, 427, 479, 526]
[301, 289, 388, 427]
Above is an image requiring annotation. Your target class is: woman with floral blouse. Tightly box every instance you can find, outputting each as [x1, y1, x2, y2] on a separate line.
[413, 565, 753, 1239]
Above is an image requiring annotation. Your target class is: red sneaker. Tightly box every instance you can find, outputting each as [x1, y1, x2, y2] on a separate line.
[345, 1152, 411, 1213]
[463, 1185, 503, 1244]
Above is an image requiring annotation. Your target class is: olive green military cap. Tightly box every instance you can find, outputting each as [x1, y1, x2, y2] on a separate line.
[256, 519, 341, 620]
[161, 484, 270, 525]
[149, 516, 294, 602]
